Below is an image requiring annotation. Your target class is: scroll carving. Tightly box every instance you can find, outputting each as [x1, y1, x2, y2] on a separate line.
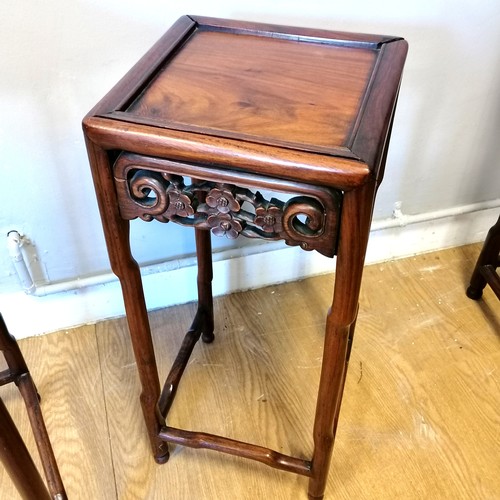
[114, 155, 341, 257]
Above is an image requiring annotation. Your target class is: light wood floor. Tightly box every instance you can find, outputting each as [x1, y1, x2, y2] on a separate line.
[0, 244, 498, 499]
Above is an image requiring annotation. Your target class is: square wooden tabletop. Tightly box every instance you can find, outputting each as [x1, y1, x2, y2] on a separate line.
[84, 16, 408, 189]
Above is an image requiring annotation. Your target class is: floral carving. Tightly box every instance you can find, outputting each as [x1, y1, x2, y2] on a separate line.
[254, 204, 283, 233]
[207, 213, 243, 239]
[206, 187, 240, 214]
[165, 187, 194, 218]
[118, 166, 337, 255]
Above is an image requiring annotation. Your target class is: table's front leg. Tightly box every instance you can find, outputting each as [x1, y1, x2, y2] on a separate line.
[84, 142, 169, 463]
[308, 180, 377, 499]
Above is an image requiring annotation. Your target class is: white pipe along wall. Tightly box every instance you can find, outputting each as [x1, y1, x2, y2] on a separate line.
[7, 231, 35, 295]
[1, 1, 499, 337]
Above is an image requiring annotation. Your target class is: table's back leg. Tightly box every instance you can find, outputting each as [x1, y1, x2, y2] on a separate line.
[84, 141, 168, 463]
[195, 228, 215, 343]
[308, 181, 376, 499]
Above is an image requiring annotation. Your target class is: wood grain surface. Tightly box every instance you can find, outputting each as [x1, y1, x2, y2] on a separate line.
[0, 326, 115, 499]
[127, 30, 377, 150]
[1, 244, 498, 499]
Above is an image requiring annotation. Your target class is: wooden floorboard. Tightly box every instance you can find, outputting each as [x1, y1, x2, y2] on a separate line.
[0, 244, 498, 499]
[0, 325, 116, 498]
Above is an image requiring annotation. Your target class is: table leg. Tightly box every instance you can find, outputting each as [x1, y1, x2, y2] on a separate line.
[85, 142, 168, 463]
[16, 373, 67, 499]
[466, 215, 500, 299]
[195, 228, 215, 343]
[308, 181, 377, 499]
[191, 173, 215, 347]
[0, 315, 66, 498]
[0, 397, 51, 500]
[121, 261, 170, 462]
[0, 313, 29, 375]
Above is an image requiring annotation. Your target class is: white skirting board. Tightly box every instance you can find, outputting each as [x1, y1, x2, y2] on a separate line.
[1, 201, 498, 339]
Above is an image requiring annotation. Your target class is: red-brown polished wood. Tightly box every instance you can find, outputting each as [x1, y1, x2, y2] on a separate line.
[126, 30, 377, 151]
[83, 15, 407, 499]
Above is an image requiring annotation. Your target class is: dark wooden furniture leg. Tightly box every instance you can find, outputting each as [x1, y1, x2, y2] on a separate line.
[308, 181, 377, 499]
[195, 228, 215, 344]
[85, 142, 169, 463]
[466, 215, 500, 300]
[194, 184, 214, 344]
[0, 314, 67, 499]
[0, 398, 51, 500]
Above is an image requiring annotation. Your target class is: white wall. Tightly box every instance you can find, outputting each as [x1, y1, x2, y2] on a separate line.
[1, 1, 499, 336]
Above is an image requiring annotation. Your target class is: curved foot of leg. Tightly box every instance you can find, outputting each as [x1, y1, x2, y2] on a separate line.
[202, 331, 215, 343]
[466, 285, 483, 300]
[154, 442, 170, 464]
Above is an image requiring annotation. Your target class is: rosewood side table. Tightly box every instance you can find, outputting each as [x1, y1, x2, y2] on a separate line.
[83, 16, 407, 499]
